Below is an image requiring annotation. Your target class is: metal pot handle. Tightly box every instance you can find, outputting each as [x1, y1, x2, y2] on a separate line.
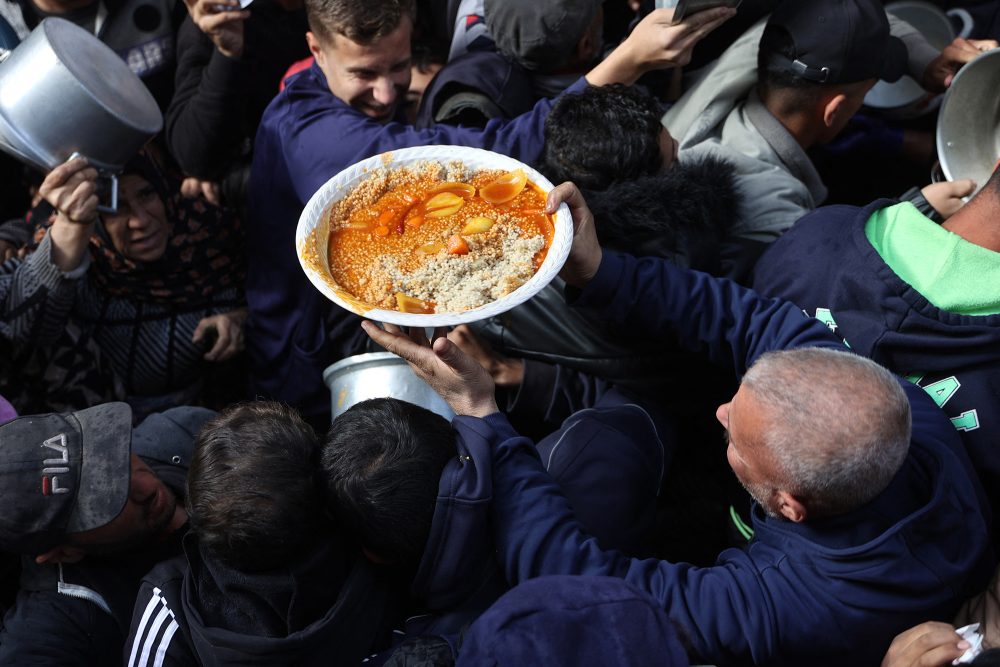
[95, 172, 118, 214]
[68, 151, 118, 214]
[947, 8, 975, 40]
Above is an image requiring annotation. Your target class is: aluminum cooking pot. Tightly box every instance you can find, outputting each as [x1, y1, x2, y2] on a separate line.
[324, 352, 455, 422]
[937, 48, 1000, 196]
[864, 1, 955, 118]
[0, 18, 162, 209]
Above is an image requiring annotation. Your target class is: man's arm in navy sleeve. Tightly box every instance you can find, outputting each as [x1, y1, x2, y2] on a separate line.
[282, 72, 588, 204]
[571, 251, 846, 376]
[458, 411, 775, 665]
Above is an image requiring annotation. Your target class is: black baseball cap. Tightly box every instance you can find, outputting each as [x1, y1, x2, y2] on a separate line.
[762, 0, 908, 85]
[0, 403, 132, 554]
[484, 0, 604, 72]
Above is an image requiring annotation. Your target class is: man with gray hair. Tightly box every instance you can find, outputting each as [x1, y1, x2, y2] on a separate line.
[730, 347, 911, 522]
[366, 182, 995, 666]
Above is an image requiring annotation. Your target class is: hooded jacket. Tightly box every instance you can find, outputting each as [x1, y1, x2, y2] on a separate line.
[474, 251, 995, 666]
[125, 534, 395, 667]
[752, 200, 1000, 541]
[405, 415, 507, 638]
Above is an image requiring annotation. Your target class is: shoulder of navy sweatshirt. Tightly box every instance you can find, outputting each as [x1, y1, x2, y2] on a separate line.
[244, 64, 587, 420]
[407, 417, 506, 636]
[479, 252, 994, 666]
[752, 200, 1000, 536]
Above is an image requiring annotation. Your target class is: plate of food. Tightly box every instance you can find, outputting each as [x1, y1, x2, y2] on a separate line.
[296, 145, 573, 326]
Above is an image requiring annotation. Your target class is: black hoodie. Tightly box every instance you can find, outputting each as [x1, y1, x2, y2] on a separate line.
[124, 534, 395, 666]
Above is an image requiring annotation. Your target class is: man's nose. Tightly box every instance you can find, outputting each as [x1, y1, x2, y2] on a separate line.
[372, 77, 396, 106]
[715, 402, 730, 429]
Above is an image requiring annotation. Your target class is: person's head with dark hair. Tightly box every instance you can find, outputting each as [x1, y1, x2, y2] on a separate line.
[305, 0, 415, 45]
[321, 398, 456, 567]
[304, 0, 416, 122]
[755, 0, 907, 148]
[539, 84, 675, 191]
[187, 402, 327, 572]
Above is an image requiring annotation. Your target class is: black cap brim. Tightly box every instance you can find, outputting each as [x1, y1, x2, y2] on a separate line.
[66, 403, 133, 533]
[879, 35, 909, 84]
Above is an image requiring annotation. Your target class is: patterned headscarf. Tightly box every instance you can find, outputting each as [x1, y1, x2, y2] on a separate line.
[31, 152, 245, 307]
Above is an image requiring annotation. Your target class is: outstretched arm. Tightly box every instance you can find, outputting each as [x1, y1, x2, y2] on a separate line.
[547, 182, 844, 376]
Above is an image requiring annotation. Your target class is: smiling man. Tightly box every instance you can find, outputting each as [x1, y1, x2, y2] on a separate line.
[245, 0, 736, 428]
[0, 402, 212, 665]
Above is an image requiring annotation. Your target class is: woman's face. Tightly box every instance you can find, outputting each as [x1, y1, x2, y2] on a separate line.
[102, 174, 169, 263]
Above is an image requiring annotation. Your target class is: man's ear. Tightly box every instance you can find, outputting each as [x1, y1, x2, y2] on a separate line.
[306, 31, 325, 63]
[774, 491, 808, 523]
[821, 93, 849, 129]
[34, 545, 86, 565]
[576, 30, 599, 65]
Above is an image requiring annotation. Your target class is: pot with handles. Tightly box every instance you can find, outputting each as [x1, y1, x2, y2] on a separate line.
[0, 17, 162, 211]
[936, 48, 1000, 198]
[324, 352, 455, 423]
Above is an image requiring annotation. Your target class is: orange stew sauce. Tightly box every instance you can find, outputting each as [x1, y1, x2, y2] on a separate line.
[326, 168, 555, 313]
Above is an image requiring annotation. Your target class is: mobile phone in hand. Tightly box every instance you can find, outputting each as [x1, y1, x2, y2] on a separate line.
[670, 0, 741, 24]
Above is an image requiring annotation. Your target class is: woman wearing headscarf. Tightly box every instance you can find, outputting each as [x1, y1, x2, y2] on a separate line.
[2, 152, 246, 418]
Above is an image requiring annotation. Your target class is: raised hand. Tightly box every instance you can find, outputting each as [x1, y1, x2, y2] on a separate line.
[361, 322, 499, 418]
[880, 621, 970, 667]
[545, 182, 602, 289]
[183, 0, 249, 59]
[922, 37, 999, 93]
[587, 6, 736, 86]
[921, 179, 976, 220]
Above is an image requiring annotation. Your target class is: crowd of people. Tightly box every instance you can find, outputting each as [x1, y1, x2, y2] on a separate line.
[0, 0, 999, 664]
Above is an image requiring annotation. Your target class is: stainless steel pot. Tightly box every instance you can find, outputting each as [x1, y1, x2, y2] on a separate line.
[324, 352, 455, 422]
[0, 18, 162, 209]
[864, 1, 955, 119]
[937, 48, 1000, 195]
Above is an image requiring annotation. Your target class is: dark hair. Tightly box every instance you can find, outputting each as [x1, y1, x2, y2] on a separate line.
[187, 402, 326, 572]
[306, 0, 416, 45]
[321, 398, 456, 566]
[539, 84, 665, 191]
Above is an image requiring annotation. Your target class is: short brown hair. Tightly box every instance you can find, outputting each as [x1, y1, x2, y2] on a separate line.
[306, 0, 416, 45]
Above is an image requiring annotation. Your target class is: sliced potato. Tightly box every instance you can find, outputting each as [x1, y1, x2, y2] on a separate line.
[425, 192, 465, 218]
[417, 241, 445, 255]
[427, 182, 476, 198]
[462, 216, 495, 234]
[395, 292, 435, 314]
[480, 169, 527, 204]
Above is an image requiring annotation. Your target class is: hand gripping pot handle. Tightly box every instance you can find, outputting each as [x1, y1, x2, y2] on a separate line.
[0, 18, 162, 186]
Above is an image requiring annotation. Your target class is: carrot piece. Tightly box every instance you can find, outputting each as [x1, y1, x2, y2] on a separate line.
[374, 226, 390, 237]
[406, 215, 424, 228]
[447, 235, 469, 255]
[378, 209, 397, 225]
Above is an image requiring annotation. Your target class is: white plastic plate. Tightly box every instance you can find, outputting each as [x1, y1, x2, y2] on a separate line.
[295, 145, 573, 327]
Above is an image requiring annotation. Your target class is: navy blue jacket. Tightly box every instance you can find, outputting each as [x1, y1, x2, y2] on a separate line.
[476, 251, 994, 666]
[246, 64, 584, 422]
[407, 417, 506, 636]
[752, 201, 1000, 540]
